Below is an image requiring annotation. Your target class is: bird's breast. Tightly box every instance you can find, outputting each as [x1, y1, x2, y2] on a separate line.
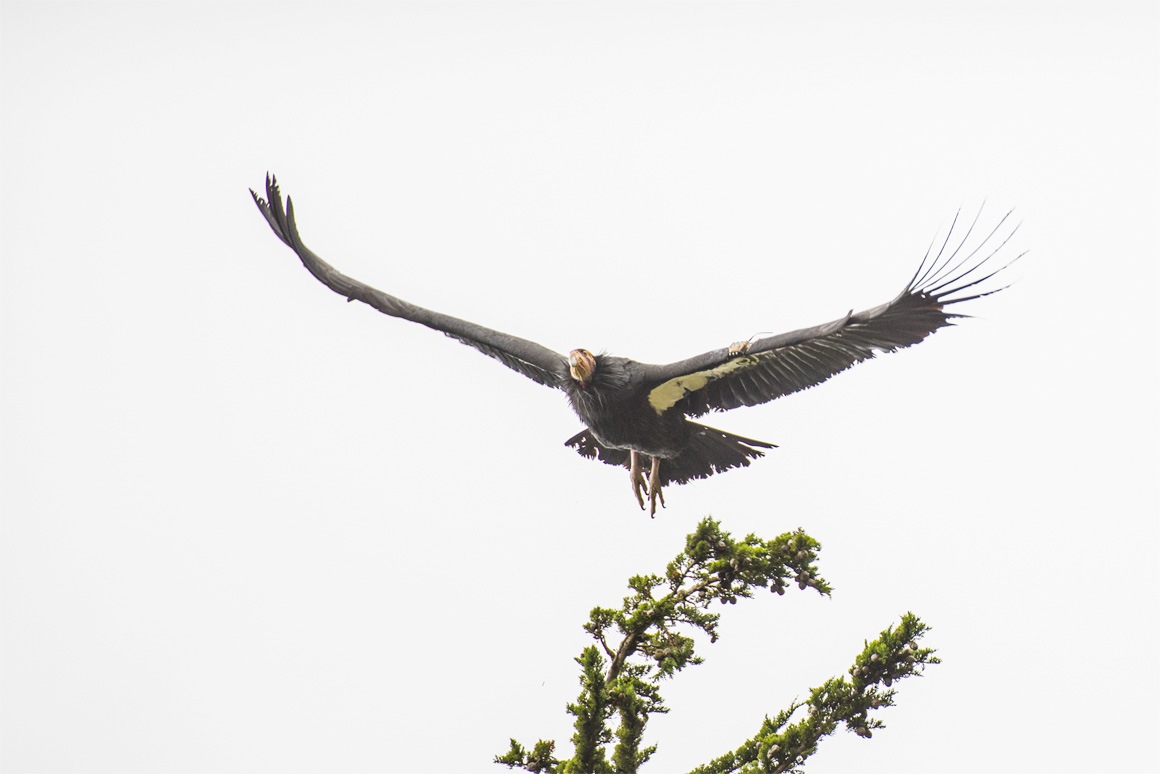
[570, 390, 689, 458]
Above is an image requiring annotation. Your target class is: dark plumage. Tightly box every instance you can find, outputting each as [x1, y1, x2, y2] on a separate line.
[251, 174, 1021, 515]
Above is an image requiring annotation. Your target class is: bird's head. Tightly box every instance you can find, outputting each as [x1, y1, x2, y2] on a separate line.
[568, 348, 597, 387]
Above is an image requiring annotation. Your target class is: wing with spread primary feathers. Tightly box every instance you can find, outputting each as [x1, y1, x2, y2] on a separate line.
[251, 174, 567, 389]
[641, 208, 1023, 418]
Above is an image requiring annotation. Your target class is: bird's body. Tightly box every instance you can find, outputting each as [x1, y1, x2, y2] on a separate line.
[564, 356, 674, 454]
[560, 352, 777, 506]
[251, 175, 1020, 515]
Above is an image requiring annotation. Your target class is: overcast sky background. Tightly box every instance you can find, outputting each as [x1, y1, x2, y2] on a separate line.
[2, 3, 1158, 773]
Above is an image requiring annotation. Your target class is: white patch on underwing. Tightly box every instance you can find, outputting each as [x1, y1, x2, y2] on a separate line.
[647, 354, 761, 414]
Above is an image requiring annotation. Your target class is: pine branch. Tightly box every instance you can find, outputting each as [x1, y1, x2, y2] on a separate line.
[685, 614, 939, 774]
[496, 520, 938, 774]
[599, 518, 830, 688]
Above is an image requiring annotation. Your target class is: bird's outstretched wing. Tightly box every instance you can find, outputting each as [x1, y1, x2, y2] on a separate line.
[251, 174, 567, 389]
[641, 208, 1024, 418]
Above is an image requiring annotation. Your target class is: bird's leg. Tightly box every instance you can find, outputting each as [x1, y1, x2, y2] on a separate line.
[629, 450, 648, 510]
[648, 456, 665, 517]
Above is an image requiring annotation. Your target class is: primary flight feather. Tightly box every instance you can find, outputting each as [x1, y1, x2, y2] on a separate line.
[251, 174, 1020, 515]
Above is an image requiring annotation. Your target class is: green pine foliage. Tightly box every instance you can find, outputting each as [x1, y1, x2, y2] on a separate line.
[496, 518, 938, 774]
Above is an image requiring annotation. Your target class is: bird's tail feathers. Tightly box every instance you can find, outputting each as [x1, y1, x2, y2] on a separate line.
[565, 424, 775, 487]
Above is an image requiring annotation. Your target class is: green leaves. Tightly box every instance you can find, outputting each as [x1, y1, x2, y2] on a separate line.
[592, 518, 831, 686]
[496, 739, 559, 773]
[496, 519, 937, 774]
[686, 615, 940, 774]
[566, 646, 613, 774]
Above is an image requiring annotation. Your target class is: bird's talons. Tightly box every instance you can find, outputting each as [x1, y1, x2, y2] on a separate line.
[648, 484, 665, 517]
[648, 457, 665, 517]
[728, 340, 751, 356]
[632, 475, 648, 511]
[630, 451, 666, 515]
[629, 450, 648, 510]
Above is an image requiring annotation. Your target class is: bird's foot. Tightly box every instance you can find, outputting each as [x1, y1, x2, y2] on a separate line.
[647, 456, 665, 517]
[629, 451, 648, 510]
[728, 340, 751, 356]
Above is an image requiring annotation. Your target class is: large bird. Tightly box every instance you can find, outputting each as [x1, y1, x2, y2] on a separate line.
[251, 175, 1019, 515]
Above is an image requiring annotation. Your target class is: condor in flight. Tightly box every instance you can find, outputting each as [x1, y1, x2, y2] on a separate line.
[252, 175, 1019, 516]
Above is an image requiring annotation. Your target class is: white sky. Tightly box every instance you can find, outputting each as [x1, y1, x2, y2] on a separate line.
[2, 3, 1157, 773]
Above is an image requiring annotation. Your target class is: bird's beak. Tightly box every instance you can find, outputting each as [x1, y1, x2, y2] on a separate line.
[569, 349, 594, 386]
